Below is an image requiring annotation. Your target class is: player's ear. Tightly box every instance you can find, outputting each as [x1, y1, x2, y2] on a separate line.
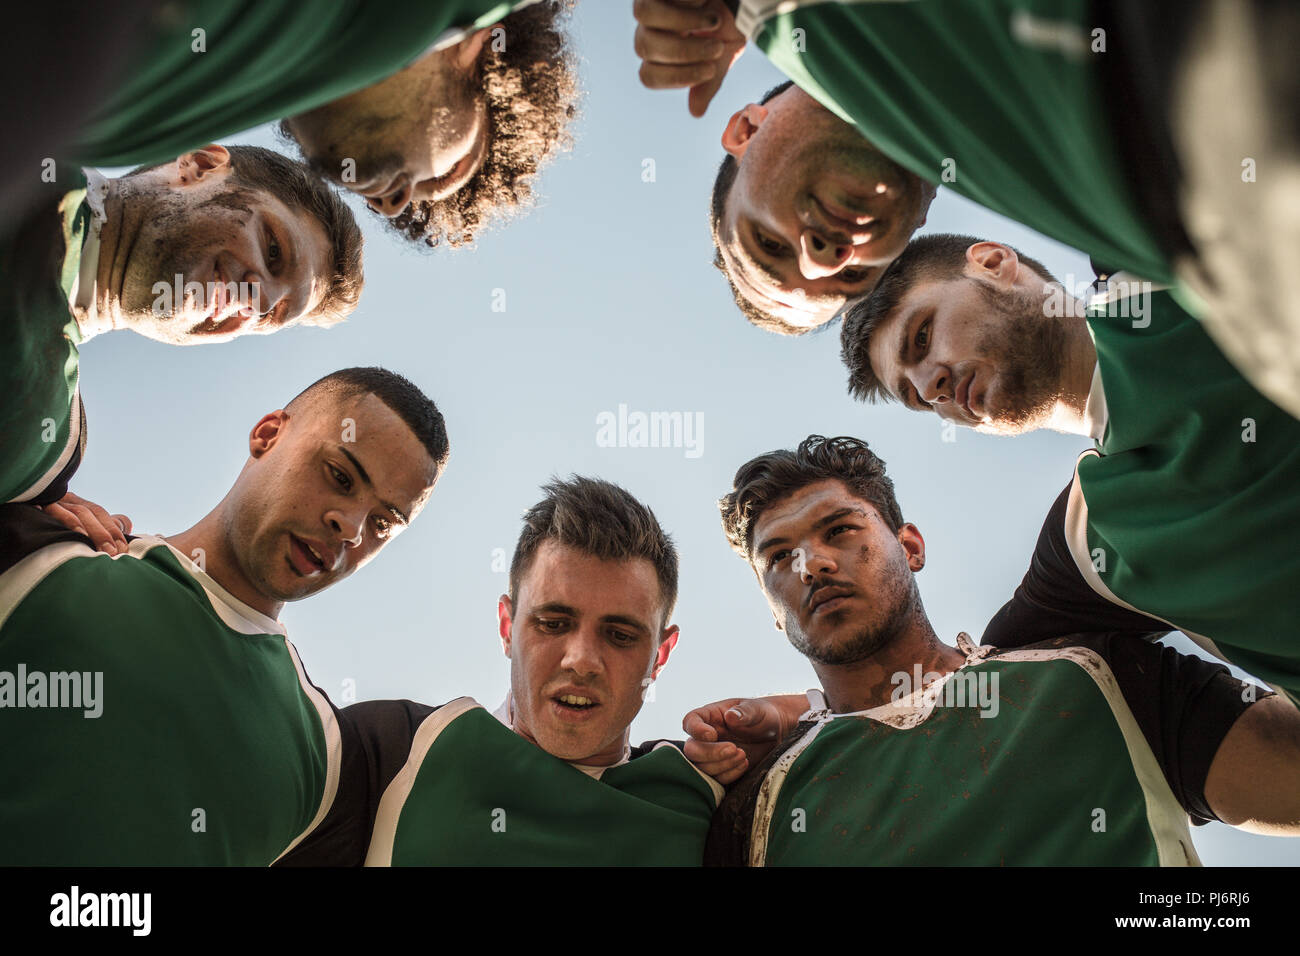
[898, 522, 926, 572]
[964, 241, 1019, 289]
[721, 104, 767, 159]
[248, 410, 289, 459]
[453, 26, 491, 68]
[175, 144, 232, 186]
[652, 626, 680, 678]
[498, 595, 514, 657]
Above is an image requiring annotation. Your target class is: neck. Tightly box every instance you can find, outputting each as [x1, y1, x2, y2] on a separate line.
[1042, 293, 1098, 437]
[813, 614, 965, 714]
[164, 506, 282, 620]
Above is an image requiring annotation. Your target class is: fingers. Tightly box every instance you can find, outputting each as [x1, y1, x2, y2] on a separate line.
[42, 495, 130, 555]
[721, 699, 782, 742]
[113, 513, 133, 535]
[683, 737, 750, 785]
[687, 43, 744, 117]
[682, 709, 720, 742]
[633, 0, 717, 35]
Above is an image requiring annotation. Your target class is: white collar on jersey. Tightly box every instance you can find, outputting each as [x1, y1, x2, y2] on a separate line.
[492, 693, 632, 778]
[1081, 362, 1109, 442]
[122, 535, 286, 636]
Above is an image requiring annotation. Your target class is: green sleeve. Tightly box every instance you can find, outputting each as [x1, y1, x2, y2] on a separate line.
[747, 0, 1172, 283]
[0, 189, 86, 504]
[69, 0, 523, 167]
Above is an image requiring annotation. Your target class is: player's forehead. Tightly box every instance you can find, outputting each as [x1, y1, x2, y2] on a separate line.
[303, 392, 438, 515]
[517, 541, 663, 627]
[753, 480, 879, 544]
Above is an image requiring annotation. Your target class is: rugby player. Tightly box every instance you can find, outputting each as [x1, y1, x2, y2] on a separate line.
[633, 0, 1300, 422]
[0, 367, 449, 864]
[277, 477, 760, 866]
[701, 435, 1300, 865]
[65, 0, 579, 247]
[0, 143, 362, 511]
[839, 234, 1300, 707]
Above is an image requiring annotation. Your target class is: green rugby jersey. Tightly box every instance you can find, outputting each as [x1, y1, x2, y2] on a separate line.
[1061, 283, 1300, 706]
[278, 696, 723, 866]
[708, 634, 1259, 867]
[0, 184, 89, 505]
[733, 0, 1171, 283]
[0, 507, 341, 865]
[69, 0, 539, 168]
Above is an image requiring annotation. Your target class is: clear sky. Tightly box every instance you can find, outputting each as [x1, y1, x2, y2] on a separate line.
[78, 3, 1294, 866]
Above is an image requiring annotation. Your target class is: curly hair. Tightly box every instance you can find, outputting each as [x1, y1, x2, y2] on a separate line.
[719, 435, 905, 562]
[391, 1, 579, 248]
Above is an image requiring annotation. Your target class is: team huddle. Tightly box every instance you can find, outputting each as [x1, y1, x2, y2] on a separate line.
[2, 0, 1298, 867]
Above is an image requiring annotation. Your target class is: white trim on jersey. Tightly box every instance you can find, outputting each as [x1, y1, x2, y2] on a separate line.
[365, 696, 482, 866]
[647, 740, 727, 807]
[271, 639, 343, 865]
[991, 645, 1200, 867]
[1062, 452, 1229, 667]
[748, 646, 1201, 866]
[0, 537, 98, 630]
[8, 386, 83, 505]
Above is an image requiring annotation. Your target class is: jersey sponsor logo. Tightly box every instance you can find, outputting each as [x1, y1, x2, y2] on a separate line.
[49, 886, 150, 936]
[0, 664, 102, 718]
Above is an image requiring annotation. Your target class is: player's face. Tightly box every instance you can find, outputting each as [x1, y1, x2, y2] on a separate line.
[720, 86, 933, 331]
[284, 35, 490, 219]
[117, 151, 332, 344]
[750, 480, 920, 665]
[501, 542, 677, 765]
[867, 275, 1067, 435]
[228, 393, 439, 605]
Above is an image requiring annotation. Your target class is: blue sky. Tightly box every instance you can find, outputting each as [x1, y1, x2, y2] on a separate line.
[77, 3, 1294, 865]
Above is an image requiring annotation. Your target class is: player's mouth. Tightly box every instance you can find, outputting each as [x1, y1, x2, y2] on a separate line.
[809, 584, 855, 616]
[549, 689, 602, 722]
[287, 534, 333, 577]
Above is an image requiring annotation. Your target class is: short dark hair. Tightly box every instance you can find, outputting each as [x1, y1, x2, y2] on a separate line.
[394, 0, 579, 248]
[719, 435, 904, 561]
[841, 233, 1057, 403]
[127, 145, 363, 327]
[509, 476, 679, 631]
[289, 367, 449, 468]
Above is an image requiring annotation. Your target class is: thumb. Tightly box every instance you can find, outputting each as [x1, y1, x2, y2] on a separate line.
[687, 45, 743, 118]
[724, 701, 765, 730]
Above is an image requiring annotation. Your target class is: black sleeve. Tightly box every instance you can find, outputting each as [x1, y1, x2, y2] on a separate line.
[1012, 633, 1269, 826]
[275, 698, 440, 867]
[981, 479, 1172, 647]
[0, 501, 96, 575]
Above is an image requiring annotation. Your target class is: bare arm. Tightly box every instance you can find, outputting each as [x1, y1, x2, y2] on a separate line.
[1204, 694, 1300, 835]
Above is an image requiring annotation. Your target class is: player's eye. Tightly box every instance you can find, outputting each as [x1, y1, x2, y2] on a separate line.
[329, 464, 352, 491]
[755, 230, 786, 257]
[265, 227, 282, 268]
[915, 320, 931, 352]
